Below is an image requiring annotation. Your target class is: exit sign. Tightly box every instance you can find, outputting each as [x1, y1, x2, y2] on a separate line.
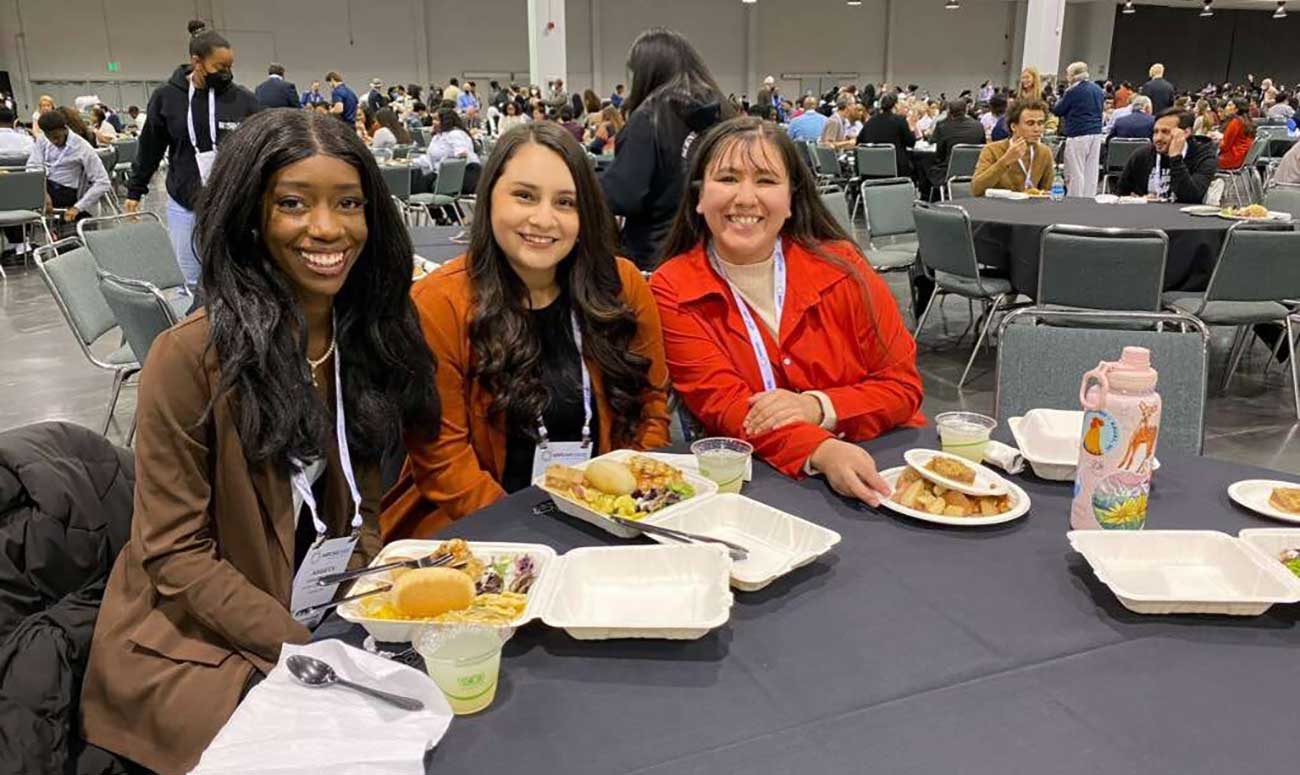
[107, 61, 120, 72]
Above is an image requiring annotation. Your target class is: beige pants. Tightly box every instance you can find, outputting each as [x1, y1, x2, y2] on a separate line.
[1063, 134, 1104, 198]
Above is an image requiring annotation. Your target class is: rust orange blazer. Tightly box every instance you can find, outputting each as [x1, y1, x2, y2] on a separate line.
[651, 238, 925, 478]
[381, 254, 671, 540]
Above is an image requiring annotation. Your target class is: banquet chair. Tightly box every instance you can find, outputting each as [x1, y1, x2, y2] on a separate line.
[32, 238, 140, 435]
[1101, 139, 1149, 194]
[859, 178, 918, 276]
[380, 164, 412, 198]
[813, 145, 847, 188]
[1161, 222, 1300, 414]
[1038, 224, 1167, 313]
[0, 168, 55, 275]
[819, 189, 855, 237]
[994, 307, 1209, 455]
[943, 145, 983, 198]
[391, 144, 413, 160]
[946, 176, 974, 201]
[1221, 138, 1267, 207]
[110, 137, 138, 184]
[849, 145, 899, 223]
[410, 157, 468, 225]
[97, 270, 180, 374]
[913, 201, 1015, 387]
[1263, 182, 1300, 221]
[78, 212, 192, 319]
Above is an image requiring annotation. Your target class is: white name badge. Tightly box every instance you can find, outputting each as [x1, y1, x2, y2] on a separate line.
[531, 440, 593, 482]
[291, 533, 360, 628]
[195, 149, 217, 185]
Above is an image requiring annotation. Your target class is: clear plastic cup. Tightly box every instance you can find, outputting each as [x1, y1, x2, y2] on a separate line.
[691, 437, 753, 494]
[934, 412, 997, 463]
[414, 626, 506, 715]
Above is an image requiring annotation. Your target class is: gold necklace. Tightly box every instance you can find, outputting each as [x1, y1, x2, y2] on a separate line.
[307, 335, 336, 387]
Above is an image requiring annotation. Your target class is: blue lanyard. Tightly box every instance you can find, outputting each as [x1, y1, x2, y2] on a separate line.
[707, 240, 787, 392]
[537, 312, 592, 447]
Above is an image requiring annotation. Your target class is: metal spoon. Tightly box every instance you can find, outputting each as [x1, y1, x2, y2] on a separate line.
[286, 654, 424, 711]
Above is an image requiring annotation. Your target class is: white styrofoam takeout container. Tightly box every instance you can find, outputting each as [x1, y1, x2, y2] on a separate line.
[338, 540, 733, 642]
[1237, 528, 1300, 569]
[1009, 410, 1158, 481]
[1068, 530, 1300, 616]
[641, 493, 842, 592]
[532, 449, 719, 539]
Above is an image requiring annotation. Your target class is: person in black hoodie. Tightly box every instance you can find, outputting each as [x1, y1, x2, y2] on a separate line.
[126, 19, 261, 290]
[1116, 108, 1216, 204]
[600, 27, 732, 269]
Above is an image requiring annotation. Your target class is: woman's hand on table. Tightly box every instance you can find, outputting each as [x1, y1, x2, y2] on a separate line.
[808, 439, 892, 507]
[743, 389, 823, 436]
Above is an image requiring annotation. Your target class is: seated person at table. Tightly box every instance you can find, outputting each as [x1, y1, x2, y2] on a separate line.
[79, 110, 439, 775]
[1107, 95, 1154, 140]
[651, 117, 924, 505]
[858, 93, 916, 177]
[414, 107, 480, 194]
[971, 99, 1054, 197]
[1115, 108, 1217, 203]
[27, 110, 112, 223]
[368, 106, 411, 149]
[928, 99, 986, 193]
[381, 122, 671, 540]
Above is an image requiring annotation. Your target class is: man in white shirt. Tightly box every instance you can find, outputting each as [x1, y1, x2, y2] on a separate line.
[27, 110, 111, 223]
[0, 107, 35, 157]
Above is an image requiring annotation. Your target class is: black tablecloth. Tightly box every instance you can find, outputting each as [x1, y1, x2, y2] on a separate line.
[408, 225, 467, 264]
[316, 428, 1300, 775]
[949, 198, 1232, 296]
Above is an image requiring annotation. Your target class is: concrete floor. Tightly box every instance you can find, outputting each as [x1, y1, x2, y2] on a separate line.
[2, 225, 1297, 475]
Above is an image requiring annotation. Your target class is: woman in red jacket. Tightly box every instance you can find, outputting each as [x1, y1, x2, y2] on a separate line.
[651, 116, 925, 506]
[1217, 97, 1256, 171]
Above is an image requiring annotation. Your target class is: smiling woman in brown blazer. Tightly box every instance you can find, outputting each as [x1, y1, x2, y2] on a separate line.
[79, 110, 439, 775]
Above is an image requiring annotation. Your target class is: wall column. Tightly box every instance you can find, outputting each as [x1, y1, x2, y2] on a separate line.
[1021, 0, 1067, 81]
[528, 0, 566, 89]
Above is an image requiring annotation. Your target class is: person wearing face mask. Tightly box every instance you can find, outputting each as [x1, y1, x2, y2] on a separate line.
[381, 122, 671, 540]
[651, 117, 924, 505]
[79, 109, 439, 775]
[126, 19, 262, 291]
[1115, 108, 1217, 204]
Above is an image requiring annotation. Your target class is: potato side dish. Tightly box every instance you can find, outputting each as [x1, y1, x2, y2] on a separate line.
[892, 468, 1015, 517]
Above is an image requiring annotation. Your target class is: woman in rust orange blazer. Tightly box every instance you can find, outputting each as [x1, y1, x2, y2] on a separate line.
[651, 117, 924, 506]
[382, 122, 671, 540]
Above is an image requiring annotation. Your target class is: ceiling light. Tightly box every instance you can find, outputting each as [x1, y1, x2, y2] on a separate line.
[741, 0, 756, 4]
[847, 0, 862, 5]
[1200, 1, 1213, 17]
[945, 0, 960, 8]
[1122, 0, 1135, 14]
[1274, 1, 1287, 18]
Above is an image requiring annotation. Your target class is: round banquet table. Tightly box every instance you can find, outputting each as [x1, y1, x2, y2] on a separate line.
[948, 197, 1233, 297]
[407, 225, 468, 264]
[316, 427, 1300, 775]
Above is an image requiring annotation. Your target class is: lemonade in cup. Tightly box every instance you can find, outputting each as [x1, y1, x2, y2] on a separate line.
[934, 412, 997, 463]
[414, 626, 507, 715]
[691, 437, 753, 494]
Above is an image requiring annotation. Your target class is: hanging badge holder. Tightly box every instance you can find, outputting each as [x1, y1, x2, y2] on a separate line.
[530, 313, 595, 480]
[188, 79, 218, 185]
[290, 342, 363, 627]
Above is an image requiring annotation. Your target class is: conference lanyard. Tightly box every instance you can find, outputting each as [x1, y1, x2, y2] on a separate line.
[1017, 144, 1035, 184]
[707, 240, 788, 392]
[186, 78, 217, 153]
[530, 312, 594, 480]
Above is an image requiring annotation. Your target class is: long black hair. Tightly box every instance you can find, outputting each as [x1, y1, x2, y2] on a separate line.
[622, 27, 732, 122]
[195, 109, 439, 467]
[434, 107, 466, 135]
[466, 122, 656, 446]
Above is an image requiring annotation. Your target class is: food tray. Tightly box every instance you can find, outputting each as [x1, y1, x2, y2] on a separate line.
[642, 493, 841, 592]
[338, 541, 733, 642]
[1068, 530, 1300, 616]
[878, 466, 1029, 527]
[532, 449, 718, 539]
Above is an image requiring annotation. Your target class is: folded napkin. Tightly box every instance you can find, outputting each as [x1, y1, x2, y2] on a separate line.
[981, 440, 1025, 476]
[651, 452, 753, 482]
[188, 640, 452, 775]
[984, 189, 1029, 200]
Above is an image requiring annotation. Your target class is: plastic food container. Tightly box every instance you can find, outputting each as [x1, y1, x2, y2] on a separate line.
[339, 540, 733, 642]
[642, 493, 842, 592]
[532, 450, 719, 539]
[1008, 409, 1084, 481]
[1068, 530, 1300, 616]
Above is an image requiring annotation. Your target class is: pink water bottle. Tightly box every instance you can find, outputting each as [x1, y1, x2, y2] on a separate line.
[1070, 346, 1162, 530]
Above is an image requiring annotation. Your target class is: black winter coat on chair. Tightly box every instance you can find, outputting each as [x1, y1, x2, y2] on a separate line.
[0, 422, 135, 775]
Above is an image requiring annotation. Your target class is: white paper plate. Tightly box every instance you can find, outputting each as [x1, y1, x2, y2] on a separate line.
[1228, 480, 1300, 524]
[1068, 530, 1300, 616]
[903, 449, 1010, 496]
[985, 188, 1029, 201]
[1218, 210, 1292, 222]
[1180, 205, 1222, 216]
[642, 493, 841, 592]
[533, 450, 719, 538]
[879, 466, 1029, 527]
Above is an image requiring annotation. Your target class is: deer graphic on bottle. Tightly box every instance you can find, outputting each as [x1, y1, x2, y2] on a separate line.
[1071, 347, 1162, 531]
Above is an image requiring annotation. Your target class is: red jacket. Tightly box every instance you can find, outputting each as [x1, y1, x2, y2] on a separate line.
[1218, 117, 1253, 170]
[650, 238, 925, 477]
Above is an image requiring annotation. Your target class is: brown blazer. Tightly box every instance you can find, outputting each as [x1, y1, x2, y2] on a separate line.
[80, 311, 382, 775]
[970, 138, 1055, 197]
[380, 255, 671, 540]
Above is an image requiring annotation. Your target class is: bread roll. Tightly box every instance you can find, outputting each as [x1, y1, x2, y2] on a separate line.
[584, 459, 636, 495]
[391, 567, 476, 618]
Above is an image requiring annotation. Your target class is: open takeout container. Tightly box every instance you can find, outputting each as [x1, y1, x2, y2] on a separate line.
[338, 539, 734, 642]
[1009, 410, 1158, 481]
[1068, 530, 1300, 616]
[641, 493, 842, 592]
[532, 449, 719, 539]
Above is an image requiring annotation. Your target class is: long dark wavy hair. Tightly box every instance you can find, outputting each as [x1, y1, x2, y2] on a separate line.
[622, 27, 734, 123]
[466, 122, 654, 445]
[195, 109, 439, 468]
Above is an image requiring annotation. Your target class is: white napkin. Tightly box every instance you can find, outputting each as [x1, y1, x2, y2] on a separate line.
[188, 641, 452, 775]
[982, 440, 1025, 476]
[651, 452, 753, 482]
[984, 189, 1029, 201]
